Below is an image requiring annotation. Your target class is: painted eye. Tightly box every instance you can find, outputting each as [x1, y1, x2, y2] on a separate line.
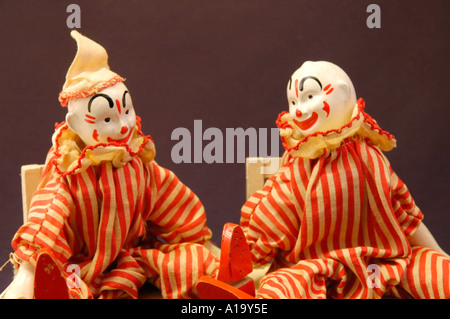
[105, 117, 111, 123]
[125, 110, 129, 115]
[308, 95, 313, 99]
[291, 101, 296, 105]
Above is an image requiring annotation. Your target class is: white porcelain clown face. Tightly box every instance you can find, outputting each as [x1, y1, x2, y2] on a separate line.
[66, 82, 137, 146]
[287, 61, 357, 135]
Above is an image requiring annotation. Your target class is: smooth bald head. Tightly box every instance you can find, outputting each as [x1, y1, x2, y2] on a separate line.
[287, 61, 357, 135]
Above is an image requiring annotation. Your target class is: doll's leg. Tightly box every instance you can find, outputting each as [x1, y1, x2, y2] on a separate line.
[257, 266, 324, 299]
[134, 243, 219, 299]
[256, 259, 344, 299]
[165, 243, 219, 299]
[396, 246, 450, 299]
[96, 250, 147, 299]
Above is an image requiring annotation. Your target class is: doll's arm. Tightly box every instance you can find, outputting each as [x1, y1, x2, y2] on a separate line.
[408, 223, 449, 257]
[240, 165, 298, 267]
[146, 161, 212, 244]
[12, 156, 74, 269]
[388, 164, 448, 257]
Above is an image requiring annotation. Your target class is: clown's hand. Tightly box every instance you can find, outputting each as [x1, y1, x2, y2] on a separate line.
[408, 223, 449, 258]
[1, 261, 35, 299]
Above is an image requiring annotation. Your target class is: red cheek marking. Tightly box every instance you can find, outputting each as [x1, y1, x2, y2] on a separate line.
[116, 99, 121, 115]
[92, 129, 99, 142]
[324, 84, 334, 95]
[295, 79, 299, 98]
[323, 101, 330, 117]
[85, 114, 96, 124]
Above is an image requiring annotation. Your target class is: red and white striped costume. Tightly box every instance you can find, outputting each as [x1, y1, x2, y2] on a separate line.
[241, 99, 449, 298]
[12, 118, 218, 299]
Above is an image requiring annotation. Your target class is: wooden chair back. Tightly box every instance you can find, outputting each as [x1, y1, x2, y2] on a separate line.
[245, 157, 282, 199]
[21, 164, 45, 223]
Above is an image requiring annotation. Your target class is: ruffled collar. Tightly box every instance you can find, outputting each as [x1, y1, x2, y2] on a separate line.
[52, 116, 156, 176]
[276, 98, 396, 159]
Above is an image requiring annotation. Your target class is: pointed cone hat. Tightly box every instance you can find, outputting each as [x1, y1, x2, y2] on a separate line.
[58, 30, 125, 106]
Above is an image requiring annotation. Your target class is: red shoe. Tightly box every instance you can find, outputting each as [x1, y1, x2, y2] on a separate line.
[196, 276, 255, 299]
[217, 223, 253, 282]
[34, 249, 71, 299]
[197, 223, 255, 299]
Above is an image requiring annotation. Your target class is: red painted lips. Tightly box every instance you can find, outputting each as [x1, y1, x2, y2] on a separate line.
[293, 112, 319, 130]
[107, 129, 133, 144]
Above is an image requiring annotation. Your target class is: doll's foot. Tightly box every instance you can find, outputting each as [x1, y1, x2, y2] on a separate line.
[34, 249, 72, 299]
[196, 223, 255, 299]
[217, 223, 253, 282]
[196, 276, 255, 299]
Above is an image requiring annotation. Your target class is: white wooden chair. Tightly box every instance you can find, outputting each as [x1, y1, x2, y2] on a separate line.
[244, 157, 282, 287]
[245, 157, 283, 199]
[21, 164, 45, 223]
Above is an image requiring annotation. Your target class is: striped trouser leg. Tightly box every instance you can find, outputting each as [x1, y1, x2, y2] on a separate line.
[95, 250, 147, 299]
[133, 243, 219, 299]
[256, 259, 345, 299]
[395, 246, 450, 299]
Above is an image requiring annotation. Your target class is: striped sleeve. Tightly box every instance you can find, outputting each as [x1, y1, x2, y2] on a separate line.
[240, 164, 299, 266]
[12, 154, 73, 265]
[146, 162, 212, 244]
[389, 166, 423, 237]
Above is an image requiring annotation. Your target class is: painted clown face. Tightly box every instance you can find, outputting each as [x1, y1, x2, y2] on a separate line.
[287, 61, 357, 135]
[66, 82, 137, 146]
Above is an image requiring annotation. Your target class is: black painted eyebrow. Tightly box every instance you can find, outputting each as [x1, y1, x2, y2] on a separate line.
[122, 90, 129, 108]
[88, 94, 114, 112]
[299, 76, 322, 91]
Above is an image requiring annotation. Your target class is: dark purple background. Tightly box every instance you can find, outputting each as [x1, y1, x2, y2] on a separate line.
[1, 0, 449, 292]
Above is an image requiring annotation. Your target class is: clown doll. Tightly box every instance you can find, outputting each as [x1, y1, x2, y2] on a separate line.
[1, 31, 219, 299]
[200, 61, 450, 299]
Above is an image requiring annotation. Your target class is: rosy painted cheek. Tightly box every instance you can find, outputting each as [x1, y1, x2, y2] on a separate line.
[322, 101, 330, 117]
[92, 129, 99, 142]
